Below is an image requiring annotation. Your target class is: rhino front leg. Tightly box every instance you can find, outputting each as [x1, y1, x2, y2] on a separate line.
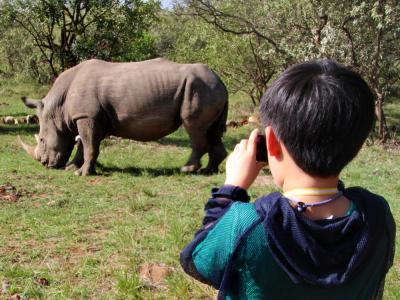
[74, 118, 104, 176]
[65, 137, 84, 171]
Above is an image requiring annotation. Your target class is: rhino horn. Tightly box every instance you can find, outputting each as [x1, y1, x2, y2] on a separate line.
[17, 135, 39, 160]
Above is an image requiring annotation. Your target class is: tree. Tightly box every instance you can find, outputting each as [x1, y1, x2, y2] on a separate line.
[180, 0, 400, 141]
[301, 0, 400, 141]
[0, 0, 160, 79]
[155, 2, 282, 103]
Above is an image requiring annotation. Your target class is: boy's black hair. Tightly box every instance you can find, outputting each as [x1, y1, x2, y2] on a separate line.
[260, 59, 375, 177]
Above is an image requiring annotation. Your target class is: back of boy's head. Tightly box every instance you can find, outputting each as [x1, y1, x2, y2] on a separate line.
[260, 59, 375, 177]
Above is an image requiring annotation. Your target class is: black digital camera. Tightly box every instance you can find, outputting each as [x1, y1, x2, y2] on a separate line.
[255, 134, 268, 163]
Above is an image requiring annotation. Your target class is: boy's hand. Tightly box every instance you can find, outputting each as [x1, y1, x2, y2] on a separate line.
[224, 129, 267, 190]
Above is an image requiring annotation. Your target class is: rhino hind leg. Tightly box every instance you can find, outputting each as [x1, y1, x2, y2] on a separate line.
[65, 137, 84, 171]
[74, 118, 105, 176]
[182, 127, 227, 174]
[181, 127, 208, 173]
[181, 110, 227, 174]
[202, 138, 227, 174]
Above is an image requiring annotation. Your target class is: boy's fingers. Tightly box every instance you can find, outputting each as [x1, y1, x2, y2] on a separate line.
[247, 129, 259, 155]
[256, 161, 268, 168]
[239, 139, 248, 151]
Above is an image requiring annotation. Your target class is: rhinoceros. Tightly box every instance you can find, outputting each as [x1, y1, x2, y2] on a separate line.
[18, 58, 228, 175]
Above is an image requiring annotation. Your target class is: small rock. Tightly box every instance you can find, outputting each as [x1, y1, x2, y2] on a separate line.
[17, 117, 27, 124]
[4, 116, 14, 125]
[26, 115, 39, 124]
[0, 184, 22, 202]
[1, 279, 10, 293]
[47, 200, 56, 206]
[0, 184, 15, 192]
[226, 120, 239, 128]
[139, 263, 171, 287]
[36, 277, 50, 286]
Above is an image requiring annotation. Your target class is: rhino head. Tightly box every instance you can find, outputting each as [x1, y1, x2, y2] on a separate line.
[18, 96, 75, 168]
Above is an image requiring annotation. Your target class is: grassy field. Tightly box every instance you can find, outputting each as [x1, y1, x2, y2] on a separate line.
[0, 78, 399, 299]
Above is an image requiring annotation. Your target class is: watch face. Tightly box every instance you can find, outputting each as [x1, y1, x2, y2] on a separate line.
[256, 134, 268, 162]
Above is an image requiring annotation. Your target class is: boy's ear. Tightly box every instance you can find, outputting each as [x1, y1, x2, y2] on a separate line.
[265, 126, 282, 158]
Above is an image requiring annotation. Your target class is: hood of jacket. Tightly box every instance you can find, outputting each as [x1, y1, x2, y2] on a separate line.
[254, 185, 395, 287]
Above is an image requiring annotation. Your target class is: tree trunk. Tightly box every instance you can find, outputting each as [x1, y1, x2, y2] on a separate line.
[374, 89, 389, 142]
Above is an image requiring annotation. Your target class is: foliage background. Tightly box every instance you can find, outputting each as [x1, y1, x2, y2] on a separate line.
[1, 0, 399, 140]
[0, 0, 399, 299]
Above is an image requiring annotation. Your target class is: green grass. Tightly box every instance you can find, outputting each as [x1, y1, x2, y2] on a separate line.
[385, 98, 400, 140]
[0, 78, 399, 299]
[0, 77, 50, 117]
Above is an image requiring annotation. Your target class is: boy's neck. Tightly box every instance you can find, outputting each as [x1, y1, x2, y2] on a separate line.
[282, 174, 340, 195]
[276, 143, 342, 206]
[281, 172, 350, 219]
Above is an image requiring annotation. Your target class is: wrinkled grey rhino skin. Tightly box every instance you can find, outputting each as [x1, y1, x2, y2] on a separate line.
[20, 58, 228, 176]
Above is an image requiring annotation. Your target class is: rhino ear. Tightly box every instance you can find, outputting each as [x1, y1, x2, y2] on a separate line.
[21, 96, 43, 110]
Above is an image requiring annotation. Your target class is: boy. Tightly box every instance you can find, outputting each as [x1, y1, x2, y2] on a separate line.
[180, 60, 395, 299]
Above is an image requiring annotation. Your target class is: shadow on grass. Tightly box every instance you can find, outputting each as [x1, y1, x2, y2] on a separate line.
[156, 136, 189, 148]
[97, 163, 183, 177]
[156, 133, 244, 151]
[0, 124, 38, 135]
[96, 163, 219, 177]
